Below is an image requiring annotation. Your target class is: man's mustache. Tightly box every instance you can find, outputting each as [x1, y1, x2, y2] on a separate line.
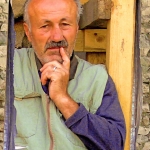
[45, 40, 68, 50]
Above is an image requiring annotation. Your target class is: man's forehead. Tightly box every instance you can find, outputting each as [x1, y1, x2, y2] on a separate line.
[28, 0, 77, 19]
[28, 0, 76, 7]
[28, 0, 76, 12]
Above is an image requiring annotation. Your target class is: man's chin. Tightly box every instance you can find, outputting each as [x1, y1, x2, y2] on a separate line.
[42, 55, 63, 64]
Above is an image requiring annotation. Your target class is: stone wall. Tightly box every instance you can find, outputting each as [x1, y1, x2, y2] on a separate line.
[136, 0, 150, 150]
[0, 1, 8, 150]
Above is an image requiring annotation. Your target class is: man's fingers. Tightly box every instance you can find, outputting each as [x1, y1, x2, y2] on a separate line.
[40, 47, 70, 85]
[40, 73, 49, 85]
[60, 47, 70, 70]
[40, 64, 68, 85]
[40, 61, 61, 72]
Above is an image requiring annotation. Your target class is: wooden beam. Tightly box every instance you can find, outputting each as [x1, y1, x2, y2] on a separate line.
[75, 29, 107, 52]
[84, 29, 107, 52]
[80, 0, 89, 4]
[106, 0, 136, 149]
[87, 52, 106, 65]
[14, 27, 107, 51]
[79, 0, 112, 29]
[74, 30, 84, 52]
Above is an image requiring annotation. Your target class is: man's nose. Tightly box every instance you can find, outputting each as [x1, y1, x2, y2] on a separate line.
[50, 26, 63, 42]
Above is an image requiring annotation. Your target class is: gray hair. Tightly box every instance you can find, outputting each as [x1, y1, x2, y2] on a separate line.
[23, 0, 83, 25]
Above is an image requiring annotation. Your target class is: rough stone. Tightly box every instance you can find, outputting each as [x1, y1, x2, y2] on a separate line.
[143, 74, 150, 83]
[147, 49, 150, 56]
[140, 34, 150, 48]
[143, 93, 150, 104]
[0, 79, 5, 90]
[0, 123, 4, 132]
[0, 108, 4, 118]
[137, 135, 149, 144]
[0, 0, 6, 3]
[141, 0, 150, 7]
[143, 142, 150, 150]
[136, 143, 144, 150]
[136, 142, 139, 150]
[142, 103, 150, 112]
[0, 90, 5, 101]
[0, 144, 3, 150]
[142, 67, 150, 83]
[138, 126, 150, 135]
[0, 31, 7, 45]
[141, 48, 150, 57]
[0, 46, 7, 57]
[141, 7, 150, 16]
[0, 2, 7, 148]
[0, 3, 8, 36]
[1, 23, 7, 31]
[0, 101, 5, 108]
[142, 83, 149, 93]
[138, 1, 150, 149]
[0, 132, 3, 142]
[0, 66, 6, 79]
[141, 57, 150, 67]
[0, 57, 6, 68]
[143, 115, 150, 126]
[1, 2, 8, 13]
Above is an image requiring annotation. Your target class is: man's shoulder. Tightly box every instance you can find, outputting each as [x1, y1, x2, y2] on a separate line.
[14, 48, 34, 61]
[14, 48, 36, 68]
[14, 48, 33, 55]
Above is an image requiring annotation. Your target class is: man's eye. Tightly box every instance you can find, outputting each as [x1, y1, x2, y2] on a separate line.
[62, 23, 69, 26]
[41, 25, 48, 28]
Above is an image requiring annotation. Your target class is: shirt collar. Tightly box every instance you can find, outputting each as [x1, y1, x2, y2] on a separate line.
[35, 51, 78, 80]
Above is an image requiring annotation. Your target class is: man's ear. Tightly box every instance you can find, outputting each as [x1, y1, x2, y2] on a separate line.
[23, 23, 32, 42]
[77, 24, 79, 31]
[76, 24, 79, 35]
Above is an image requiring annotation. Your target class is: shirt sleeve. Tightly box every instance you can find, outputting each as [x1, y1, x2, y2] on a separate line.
[65, 75, 126, 150]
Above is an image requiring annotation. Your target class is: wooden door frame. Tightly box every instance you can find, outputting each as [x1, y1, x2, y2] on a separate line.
[106, 0, 136, 149]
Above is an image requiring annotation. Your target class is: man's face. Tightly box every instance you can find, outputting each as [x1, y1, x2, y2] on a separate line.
[24, 0, 79, 65]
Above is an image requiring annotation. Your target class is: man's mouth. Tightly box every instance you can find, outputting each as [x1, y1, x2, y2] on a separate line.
[45, 47, 60, 53]
[47, 47, 60, 49]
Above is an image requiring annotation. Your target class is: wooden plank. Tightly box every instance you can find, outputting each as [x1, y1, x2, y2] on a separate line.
[80, 0, 89, 4]
[86, 52, 106, 64]
[74, 30, 84, 52]
[74, 29, 107, 52]
[14, 21, 24, 48]
[106, 0, 136, 149]
[79, 0, 112, 29]
[14, 27, 107, 51]
[84, 29, 107, 52]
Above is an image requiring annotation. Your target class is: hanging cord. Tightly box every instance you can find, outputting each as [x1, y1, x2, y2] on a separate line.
[130, 0, 142, 149]
[3, 1, 15, 150]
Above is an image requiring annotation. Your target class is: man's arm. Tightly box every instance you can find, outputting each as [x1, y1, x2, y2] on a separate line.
[40, 48, 79, 119]
[65, 75, 126, 150]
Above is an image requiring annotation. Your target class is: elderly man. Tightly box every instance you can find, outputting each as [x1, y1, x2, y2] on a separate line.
[14, 0, 126, 149]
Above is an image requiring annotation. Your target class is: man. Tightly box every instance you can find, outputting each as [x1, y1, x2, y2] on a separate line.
[14, 0, 126, 149]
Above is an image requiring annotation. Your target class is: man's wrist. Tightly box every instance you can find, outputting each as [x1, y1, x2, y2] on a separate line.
[54, 95, 79, 120]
